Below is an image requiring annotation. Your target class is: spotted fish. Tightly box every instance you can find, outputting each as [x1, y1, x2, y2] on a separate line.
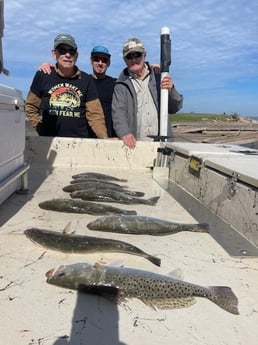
[70, 189, 160, 206]
[24, 229, 161, 266]
[46, 262, 239, 315]
[87, 215, 209, 235]
[72, 172, 127, 182]
[39, 198, 137, 215]
[63, 184, 144, 197]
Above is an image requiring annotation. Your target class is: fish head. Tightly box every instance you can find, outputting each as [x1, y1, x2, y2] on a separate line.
[46, 262, 101, 291]
[38, 200, 53, 209]
[70, 191, 79, 199]
[24, 228, 47, 244]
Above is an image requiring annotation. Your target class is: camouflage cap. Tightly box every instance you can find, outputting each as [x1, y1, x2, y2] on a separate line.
[54, 33, 77, 50]
[122, 38, 146, 57]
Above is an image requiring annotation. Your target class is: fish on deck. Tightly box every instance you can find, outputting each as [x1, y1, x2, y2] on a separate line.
[87, 215, 209, 235]
[72, 172, 127, 182]
[38, 198, 137, 215]
[46, 262, 239, 315]
[70, 177, 127, 188]
[70, 189, 160, 206]
[24, 228, 161, 267]
[63, 183, 144, 197]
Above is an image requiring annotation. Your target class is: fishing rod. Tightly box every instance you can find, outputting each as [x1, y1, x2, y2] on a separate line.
[159, 26, 171, 140]
[149, 27, 171, 142]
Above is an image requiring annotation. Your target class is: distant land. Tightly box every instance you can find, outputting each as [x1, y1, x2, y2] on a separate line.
[171, 112, 258, 147]
[171, 112, 258, 123]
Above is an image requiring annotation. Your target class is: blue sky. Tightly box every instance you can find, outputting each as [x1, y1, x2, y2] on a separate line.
[1, 0, 258, 117]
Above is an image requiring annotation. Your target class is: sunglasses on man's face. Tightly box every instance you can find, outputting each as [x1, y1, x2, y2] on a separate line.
[125, 52, 143, 60]
[92, 56, 109, 63]
[56, 47, 77, 56]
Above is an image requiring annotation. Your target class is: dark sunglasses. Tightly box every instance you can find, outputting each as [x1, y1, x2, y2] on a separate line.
[92, 56, 109, 63]
[125, 52, 143, 60]
[56, 47, 77, 56]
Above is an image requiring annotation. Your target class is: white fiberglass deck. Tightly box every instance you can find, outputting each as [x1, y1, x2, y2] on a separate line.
[0, 137, 257, 345]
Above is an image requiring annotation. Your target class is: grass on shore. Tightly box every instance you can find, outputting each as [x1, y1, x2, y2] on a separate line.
[171, 112, 239, 123]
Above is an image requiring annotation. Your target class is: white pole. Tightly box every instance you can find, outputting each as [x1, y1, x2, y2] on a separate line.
[160, 27, 171, 139]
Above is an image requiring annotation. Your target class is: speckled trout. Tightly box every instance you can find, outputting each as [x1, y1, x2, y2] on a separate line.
[87, 215, 209, 235]
[70, 177, 126, 188]
[46, 262, 239, 315]
[70, 189, 160, 206]
[38, 198, 137, 215]
[72, 172, 127, 182]
[24, 229, 160, 266]
[63, 184, 144, 197]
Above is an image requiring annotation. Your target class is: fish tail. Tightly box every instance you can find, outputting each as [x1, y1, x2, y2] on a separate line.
[192, 223, 209, 233]
[147, 254, 161, 267]
[143, 196, 160, 206]
[207, 286, 239, 315]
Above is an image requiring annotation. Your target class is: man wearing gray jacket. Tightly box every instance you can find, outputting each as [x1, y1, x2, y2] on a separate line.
[112, 37, 183, 149]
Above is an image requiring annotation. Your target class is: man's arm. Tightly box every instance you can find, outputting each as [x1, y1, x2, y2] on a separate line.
[112, 84, 132, 138]
[112, 83, 137, 148]
[168, 86, 183, 114]
[86, 98, 108, 139]
[25, 90, 42, 133]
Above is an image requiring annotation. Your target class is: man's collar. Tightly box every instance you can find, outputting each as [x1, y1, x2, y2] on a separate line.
[55, 64, 81, 78]
[128, 63, 150, 80]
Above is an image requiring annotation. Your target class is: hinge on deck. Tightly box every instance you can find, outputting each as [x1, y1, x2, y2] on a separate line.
[228, 172, 239, 199]
[253, 191, 258, 211]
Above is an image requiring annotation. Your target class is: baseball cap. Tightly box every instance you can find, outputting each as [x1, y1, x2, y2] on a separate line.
[123, 38, 146, 57]
[54, 33, 77, 50]
[91, 46, 111, 57]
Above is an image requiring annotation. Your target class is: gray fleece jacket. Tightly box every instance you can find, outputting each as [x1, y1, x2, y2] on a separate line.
[111, 62, 183, 140]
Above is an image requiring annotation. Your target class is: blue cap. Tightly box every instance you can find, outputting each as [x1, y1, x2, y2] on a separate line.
[91, 45, 111, 57]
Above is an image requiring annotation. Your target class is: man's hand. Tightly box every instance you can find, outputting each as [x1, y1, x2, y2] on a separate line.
[38, 62, 53, 74]
[122, 133, 136, 149]
[150, 64, 161, 74]
[161, 73, 174, 91]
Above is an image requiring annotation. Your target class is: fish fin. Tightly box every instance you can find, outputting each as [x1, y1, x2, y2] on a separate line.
[78, 284, 127, 303]
[63, 222, 72, 234]
[143, 196, 160, 206]
[141, 297, 196, 310]
[102, 293, 128, 305]
[96, 259, 124, 267]
[93, 261, 104, 269]
[147, 255, 161, 267]
[167, 268, 184, 280]
[207, 286, 239, 315]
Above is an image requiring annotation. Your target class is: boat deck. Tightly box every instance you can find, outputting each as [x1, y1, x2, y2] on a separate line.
[0, 137, 257, 345]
